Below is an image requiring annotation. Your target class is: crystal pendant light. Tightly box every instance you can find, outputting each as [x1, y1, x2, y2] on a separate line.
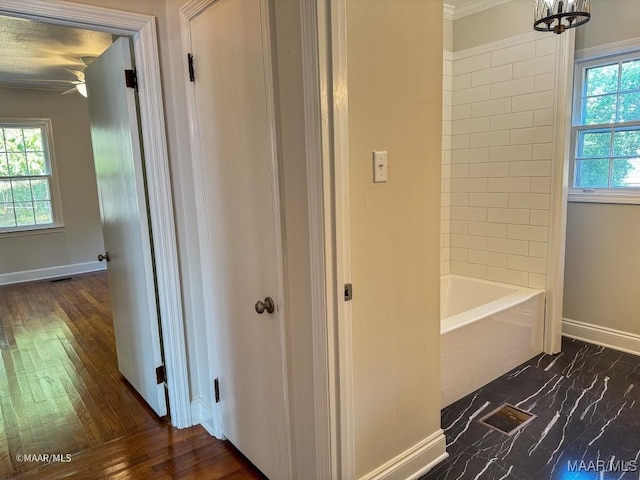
[534, 0, 590, 34]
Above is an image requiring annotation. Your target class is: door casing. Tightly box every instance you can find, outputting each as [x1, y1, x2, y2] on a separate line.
[0, 0, 192, 428]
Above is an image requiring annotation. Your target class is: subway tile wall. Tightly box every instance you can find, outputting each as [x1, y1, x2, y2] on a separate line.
[442, 54, 453, 275]
[441, 36, 556, 289]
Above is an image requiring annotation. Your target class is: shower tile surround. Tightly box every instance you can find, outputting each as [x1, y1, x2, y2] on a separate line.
[441, 35, 556, 288]
[421, 338, 640, 480]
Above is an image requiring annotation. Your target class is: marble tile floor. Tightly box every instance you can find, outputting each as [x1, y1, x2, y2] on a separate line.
[421, 337, 640, 480]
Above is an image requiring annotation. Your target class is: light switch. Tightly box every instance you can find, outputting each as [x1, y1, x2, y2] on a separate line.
[373, 151, 388, 183]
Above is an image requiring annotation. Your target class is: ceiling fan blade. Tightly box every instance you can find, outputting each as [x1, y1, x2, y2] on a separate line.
[14, 78, 79, 84]
[61, 87, 77, 96]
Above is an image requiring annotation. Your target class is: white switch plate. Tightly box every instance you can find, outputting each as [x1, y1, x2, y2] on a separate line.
[373, 151, 388, 183]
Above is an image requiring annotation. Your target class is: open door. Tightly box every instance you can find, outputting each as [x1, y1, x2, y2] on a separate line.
[84, 37, 167, 417]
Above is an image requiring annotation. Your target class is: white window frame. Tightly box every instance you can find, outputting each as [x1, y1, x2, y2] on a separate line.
[0, 118, 64, 234]
[570, 49, 640, 204]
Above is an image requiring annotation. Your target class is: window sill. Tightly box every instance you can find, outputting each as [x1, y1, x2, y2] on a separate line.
[568, 191, 640, 205]
[0, 225, 65, 238]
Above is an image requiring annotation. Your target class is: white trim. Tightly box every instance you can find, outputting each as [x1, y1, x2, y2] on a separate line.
[568, 192, 640, 205]
[326, 0, 356, 477]
[545, 32, 574, 355]
[443, 4, 455, 20]
[359, 430, 448, 480]
[300, 0, 335, 478]
[443, 51, 454, 62]
[190, 397, 217, 437]
[452, 0, 513, 20]
[563, 318, 640, 357]
[0, 0, 192, 429]
[575, 36, 640, 61]
[0, 260, 106, 286]
[179, 1, 294, 476]
[452, 31, 547, 60]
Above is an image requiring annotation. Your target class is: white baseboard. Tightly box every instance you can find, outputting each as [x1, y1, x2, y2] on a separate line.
[0, 261, 107, 286]
[190, 397, 219, 438]
[360, 430, 448, 480]
[563, 318, 640, 357]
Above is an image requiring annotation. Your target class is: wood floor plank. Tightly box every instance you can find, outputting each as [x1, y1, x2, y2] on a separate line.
[0, 273, 262, 480]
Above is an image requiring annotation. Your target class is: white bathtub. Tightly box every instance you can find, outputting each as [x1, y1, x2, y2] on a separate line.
[440, 274, 545, 408]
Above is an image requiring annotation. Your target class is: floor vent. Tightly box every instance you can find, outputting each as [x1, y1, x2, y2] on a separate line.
[479, 403, 536, 436]
[50, 277, 73, 283]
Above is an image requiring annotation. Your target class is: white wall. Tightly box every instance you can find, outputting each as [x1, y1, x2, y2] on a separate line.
[0, 88, 104, 277]
[347, 0, 445, 477]
[445, 33, 557, 289]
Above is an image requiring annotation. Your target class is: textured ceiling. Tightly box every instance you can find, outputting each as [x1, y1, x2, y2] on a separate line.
[0, 15, 113, 92]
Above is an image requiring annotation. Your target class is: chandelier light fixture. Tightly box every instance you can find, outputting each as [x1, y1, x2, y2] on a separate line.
[534, 0, 591, 35]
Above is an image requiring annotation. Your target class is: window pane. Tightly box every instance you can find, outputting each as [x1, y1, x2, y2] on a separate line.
[613, 130, 640, 157]
[621, 59, 640, 92]
[612, 158, 640, 188]
[575, 159, 610, 188]
[22, 128, 43, 152]
[11, 180, 33, 202]
[578, 131, 611, 158]
[4, 128, 24, 152]
[584, 95, 617, 124]
[34, 201, 53, 224]
[585, 63, 619, 96]
[0, 153, 8, 177]
[14, 202, 35, 226]
[0, 180, 13, 203]
[618, 93, 640, 122]
[8, 152, 28, 176]
[0, 204, 15, 227]
[27, 152, 46, 175]
[30, 178, 50, 201]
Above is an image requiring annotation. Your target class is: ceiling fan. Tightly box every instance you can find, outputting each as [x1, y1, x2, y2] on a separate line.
[18, 56, 95, 97]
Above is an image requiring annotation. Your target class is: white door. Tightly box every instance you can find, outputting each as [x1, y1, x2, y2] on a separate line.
[188, 0, 290, 478]
[84, 37, 167, 417]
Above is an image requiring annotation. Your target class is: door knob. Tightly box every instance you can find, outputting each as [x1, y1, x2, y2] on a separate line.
[255, 297, 275, 314]
[98, 252, 110, 262]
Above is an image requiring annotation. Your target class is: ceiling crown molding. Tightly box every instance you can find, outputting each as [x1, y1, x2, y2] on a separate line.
[444, 0, 514, 21]
[443, 4, 455, 20]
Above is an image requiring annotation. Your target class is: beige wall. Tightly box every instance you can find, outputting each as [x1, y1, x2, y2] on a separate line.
[347, 0, 443, 476]
[575, 0, 639, 51]
[453, 0, 531, 52]
[564, 1, 640, 336]
[0, 88, 104, 275]
[564, 203, 640, 335]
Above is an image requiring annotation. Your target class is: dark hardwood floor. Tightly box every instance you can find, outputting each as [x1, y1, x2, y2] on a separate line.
[0, 272, 262, 479]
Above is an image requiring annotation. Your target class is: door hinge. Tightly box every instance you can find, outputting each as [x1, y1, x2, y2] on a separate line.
[187, 53, 195, 82]
[156, 365, 166, 384]
[344, 283, 353, 301]
[214, 378, 221, 403]
[124, 69, 138, 90]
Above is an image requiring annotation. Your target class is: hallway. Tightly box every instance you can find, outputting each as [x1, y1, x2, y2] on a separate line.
[0, 273, 261, 479]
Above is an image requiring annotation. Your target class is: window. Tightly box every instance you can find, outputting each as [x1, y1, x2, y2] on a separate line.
[0, 120, 62, 232]
[571, 51, 640, 203]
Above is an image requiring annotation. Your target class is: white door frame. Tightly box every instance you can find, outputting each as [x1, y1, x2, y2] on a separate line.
[303, 0, 355, 478]
[0, 0, 192, 428]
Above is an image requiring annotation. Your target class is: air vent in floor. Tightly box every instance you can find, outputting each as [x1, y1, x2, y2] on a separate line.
[479, 403, 536, 436]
